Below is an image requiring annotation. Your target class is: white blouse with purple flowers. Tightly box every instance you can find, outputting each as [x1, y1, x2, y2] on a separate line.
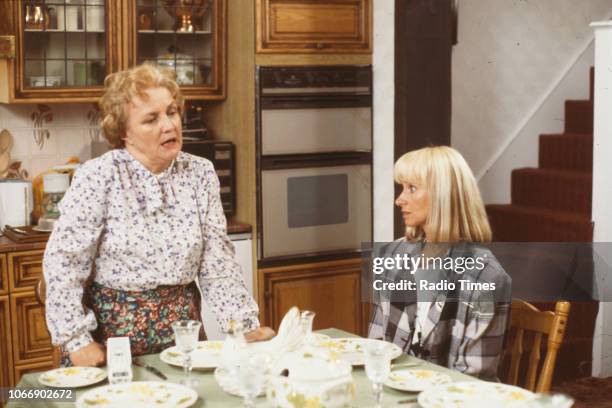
[43, 148, 259, 353]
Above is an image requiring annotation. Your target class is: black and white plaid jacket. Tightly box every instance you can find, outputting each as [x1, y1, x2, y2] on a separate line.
[368, 240, 511, 381]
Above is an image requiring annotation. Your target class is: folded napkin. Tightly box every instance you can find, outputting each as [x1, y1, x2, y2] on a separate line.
[246, 307, 306, 358]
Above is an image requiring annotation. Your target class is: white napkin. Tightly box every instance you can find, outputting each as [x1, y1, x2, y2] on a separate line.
[248, 306, 305, 358]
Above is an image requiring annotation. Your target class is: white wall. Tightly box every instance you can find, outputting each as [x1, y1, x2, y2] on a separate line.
[372, 0, 395, 242]
[591, 21, 612, 378]
[479, 43, 594, 204]
[451, 0, 612, 200]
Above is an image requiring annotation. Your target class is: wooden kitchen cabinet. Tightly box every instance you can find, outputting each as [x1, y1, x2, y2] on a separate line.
[8, 249, 44, 293]
[261, 257, 367, 336]
[256, 0, 371, 54]
[0, 254, 7, 296]
[0, 242, 57, 386]
[0, 296, 14, 389]
[0, 0, 226, 103]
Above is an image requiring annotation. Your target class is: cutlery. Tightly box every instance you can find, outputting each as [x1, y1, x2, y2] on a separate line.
[132, 359, 167, 380]
[391, 361, 424, 370]
[397, 397, 418, 404]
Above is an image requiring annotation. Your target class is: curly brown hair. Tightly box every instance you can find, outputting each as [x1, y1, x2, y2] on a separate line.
[98, 63, 184, 149]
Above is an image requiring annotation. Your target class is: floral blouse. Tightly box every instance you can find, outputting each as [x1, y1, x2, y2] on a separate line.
[43, 149, 259, 353]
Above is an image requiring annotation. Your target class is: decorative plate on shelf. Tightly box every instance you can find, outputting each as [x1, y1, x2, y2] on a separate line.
[418, 381, 535, 408]
[38, 367, 107, 388]
[312, 338, 403, 365]
[160, 340, 224, 369]
[76, 381, 198, 408]
[384, 369, 451, 392]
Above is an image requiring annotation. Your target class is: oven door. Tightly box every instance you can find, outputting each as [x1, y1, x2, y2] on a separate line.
[260, 97, 372, 155]
[260, 161, 371, 260]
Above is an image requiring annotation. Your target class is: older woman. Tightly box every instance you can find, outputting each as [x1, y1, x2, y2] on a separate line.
[368, 146, 511, 381]
[44, 63, 273, 367]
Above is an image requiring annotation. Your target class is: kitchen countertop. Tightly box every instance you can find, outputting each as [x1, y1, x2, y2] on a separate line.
[0, 220, 252, 253]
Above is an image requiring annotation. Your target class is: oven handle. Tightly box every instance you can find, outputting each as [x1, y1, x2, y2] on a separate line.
[260, 94, 371, 110]
[261, 152, 371, 170]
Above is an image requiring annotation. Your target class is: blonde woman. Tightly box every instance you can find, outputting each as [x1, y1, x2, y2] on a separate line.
[368, 146, 511, 381]
[44, 64, 274, 367]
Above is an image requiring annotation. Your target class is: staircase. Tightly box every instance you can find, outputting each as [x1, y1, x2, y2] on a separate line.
[486, 68, 594, 241]
[487, 68, 597, 383]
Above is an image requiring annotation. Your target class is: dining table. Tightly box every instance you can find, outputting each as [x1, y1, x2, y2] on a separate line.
[5, 328, 479, 407]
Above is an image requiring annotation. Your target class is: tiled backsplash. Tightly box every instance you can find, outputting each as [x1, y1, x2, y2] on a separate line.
[0, 103, 109, 180]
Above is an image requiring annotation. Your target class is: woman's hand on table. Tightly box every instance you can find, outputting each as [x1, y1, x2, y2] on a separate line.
[245, 326, 276, 342]
[69, 341, 106, 367]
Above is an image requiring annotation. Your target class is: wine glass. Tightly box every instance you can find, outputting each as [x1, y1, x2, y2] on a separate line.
[364, 341, 392, 408]
[300, 310, 316, 346]
[171, 320, 202, 387]
[236, 354, 271, 408]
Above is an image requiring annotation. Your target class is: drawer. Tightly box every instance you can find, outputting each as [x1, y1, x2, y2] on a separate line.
[0, 296, 14, 388]
[10, 291, 54, 366]
[8, 250, 44, 292]
[257, 0, 372, 53]
[0, 253, 7, 295]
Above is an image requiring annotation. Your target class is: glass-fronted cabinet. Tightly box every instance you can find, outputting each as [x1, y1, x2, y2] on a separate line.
[128, 0, 225, 99]
[0, 0, 225, 102]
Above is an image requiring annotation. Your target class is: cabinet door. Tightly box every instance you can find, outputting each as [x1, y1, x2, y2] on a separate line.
[8, 250, 44, 293]
[0, 0, 119, 102]
[126, 0, 226, 99]
[262, 258, 364, 335]
[256, 0, 371, 53]
[10, 291, 54, 366]
[0, 296, 14, 388]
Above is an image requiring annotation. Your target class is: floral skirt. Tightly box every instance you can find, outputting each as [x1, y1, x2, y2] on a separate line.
[61, 281, 204, 367]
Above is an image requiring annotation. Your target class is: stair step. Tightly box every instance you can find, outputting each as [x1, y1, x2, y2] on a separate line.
[539, 133, 592, 172]
[565, 100, 593, 134]
[486, 204, 593, 242]
[511, 168, 592, 215]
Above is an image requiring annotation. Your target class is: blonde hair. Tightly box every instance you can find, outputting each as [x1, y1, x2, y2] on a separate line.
[99, 63, 184, 148]
[394, 146, 492, 243]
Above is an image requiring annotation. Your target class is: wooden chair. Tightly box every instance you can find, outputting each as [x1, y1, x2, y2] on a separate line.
[505, 300, 570, 393]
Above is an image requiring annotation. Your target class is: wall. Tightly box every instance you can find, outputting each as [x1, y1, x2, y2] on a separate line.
[451, 0, 612, 199]
[0, 103, 101, 180]
[591, 21, 612, 378]
[372, 0, 395, 242]
[479, 42, 594, 204]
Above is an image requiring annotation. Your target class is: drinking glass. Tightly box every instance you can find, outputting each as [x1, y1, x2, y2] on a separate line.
[364, 341, 392, 408]
[236, 354, 271, 408]
[171, 320, 202, 387]
[300, 310, 316, 346]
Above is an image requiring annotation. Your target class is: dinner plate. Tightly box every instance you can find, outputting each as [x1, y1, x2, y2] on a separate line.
[38, 367, 107, 388]
[160, 340, 224, 369]
[384, 369, 451, 392]
[313, 338, 403, 365]
[76, 381, 198, 408]
[418, 381, 535, 408]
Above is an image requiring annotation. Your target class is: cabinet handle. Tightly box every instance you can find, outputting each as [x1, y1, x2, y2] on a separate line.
[264, 291, 272, 299]
[316, 42, 327, 50]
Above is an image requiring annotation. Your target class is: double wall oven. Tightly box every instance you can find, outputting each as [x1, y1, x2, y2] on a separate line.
[257, 66, 373, 264]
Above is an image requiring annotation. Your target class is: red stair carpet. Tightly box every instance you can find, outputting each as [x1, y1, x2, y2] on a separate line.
[487, 68, 598, 384]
